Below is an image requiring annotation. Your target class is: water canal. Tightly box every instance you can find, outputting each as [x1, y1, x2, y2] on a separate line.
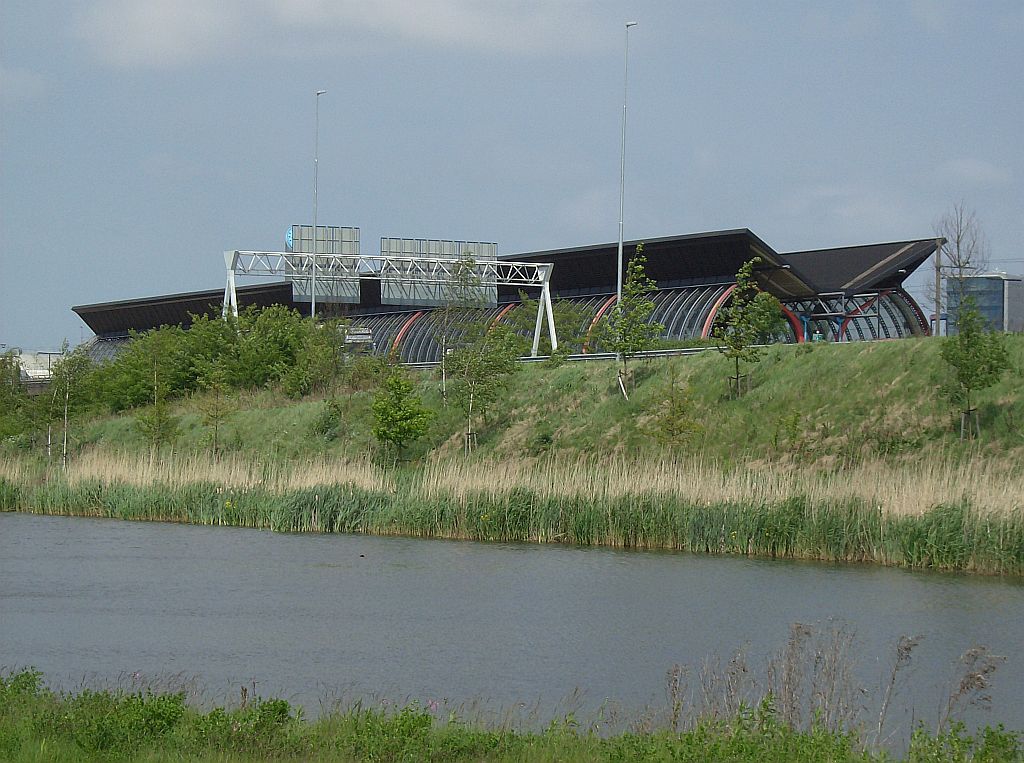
[2, 512, 1022, 734]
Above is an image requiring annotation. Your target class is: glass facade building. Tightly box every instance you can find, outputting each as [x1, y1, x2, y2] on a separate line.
[947, 274, 1024, 334]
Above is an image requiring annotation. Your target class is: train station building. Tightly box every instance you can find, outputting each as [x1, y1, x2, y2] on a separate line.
[72, 227, 940, 364]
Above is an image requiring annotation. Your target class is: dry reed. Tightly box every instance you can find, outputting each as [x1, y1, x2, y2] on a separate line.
[4, 451, 1022, 518]
[417, 455, 1024, 518]
[60, 450, 393, 494]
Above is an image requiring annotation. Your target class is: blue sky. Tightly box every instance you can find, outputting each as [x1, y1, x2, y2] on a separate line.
[2, 0, 1022, 350]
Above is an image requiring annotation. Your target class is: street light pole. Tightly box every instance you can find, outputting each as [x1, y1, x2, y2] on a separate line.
[616, 21, 638, 312]
[311, 89, 326, 320]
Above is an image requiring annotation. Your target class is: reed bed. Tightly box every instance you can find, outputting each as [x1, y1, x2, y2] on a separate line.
[417, 456, 1024, 518]
[3, 451, 1023, 574]
[62, 449, 393, 493]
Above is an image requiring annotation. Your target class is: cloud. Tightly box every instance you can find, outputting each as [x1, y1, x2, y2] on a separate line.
[798, 6, 882, 39]
[76, 0, 247, 67]
[75, 0, 605, 68]
[939, 158, 1013, 187]
[0, 64, 47, 103]
[555, 184, 616, 238]
[908, 0, 954, 33]
[773, 183, 927, 243]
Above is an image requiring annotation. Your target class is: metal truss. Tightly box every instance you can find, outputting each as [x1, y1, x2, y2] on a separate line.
[789, 291, 890, 341]
[222, 250, 558, 356]
[807, 291, 881, 320]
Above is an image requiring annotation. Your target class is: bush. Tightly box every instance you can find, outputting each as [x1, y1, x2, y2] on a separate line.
[312, 399, 346, 441]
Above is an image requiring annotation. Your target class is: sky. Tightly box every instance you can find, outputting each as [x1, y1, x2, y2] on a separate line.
[1, 0, 1022, 351]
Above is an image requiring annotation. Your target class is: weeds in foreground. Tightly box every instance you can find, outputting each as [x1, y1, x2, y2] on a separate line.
[1, 622, 1019, 763]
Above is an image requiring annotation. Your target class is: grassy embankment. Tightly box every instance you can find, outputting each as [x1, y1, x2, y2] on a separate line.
[63, 336, 1024, 463]
[3, 337, 1024, 573]
[1, 669, 1020, 762]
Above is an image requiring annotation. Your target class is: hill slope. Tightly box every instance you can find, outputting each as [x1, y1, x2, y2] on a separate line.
[71, 336, 1024, 466]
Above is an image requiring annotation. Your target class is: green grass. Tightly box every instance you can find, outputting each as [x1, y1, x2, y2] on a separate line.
[54, 335, 1024, 466]
[1, 670, 1019, 762]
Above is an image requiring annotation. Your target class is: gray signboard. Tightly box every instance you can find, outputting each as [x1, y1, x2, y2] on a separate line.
[288, 225, 360, 304]
[378, 238, 498, 307]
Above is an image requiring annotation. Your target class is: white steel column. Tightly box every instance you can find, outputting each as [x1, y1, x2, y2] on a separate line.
[531, 295, 546, 357]
[222, 250, 239, 318]
[543, 281, 558, 353]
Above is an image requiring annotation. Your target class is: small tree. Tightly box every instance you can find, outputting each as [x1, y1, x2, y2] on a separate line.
[940, 297, 1009, 440]
[597, 243, 664, 396]
[429, 249, 521, 450]
[134, 330, 181, 453]
[649, 363, 703, 448]
[435, 249, 484, 405]
[446, 322, 520, 453]
[48, 343, 93, 469]
[136, 401, 180, 451]
[932, 202, 990, 316]
[0, 351, 31, 441]
[371, 368, 432, 459]
[195, 359, 234, 455]
[712, 257, 783, 398]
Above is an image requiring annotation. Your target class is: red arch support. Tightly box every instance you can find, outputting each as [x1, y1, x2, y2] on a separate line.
[583, 294, 618, 353]
[700, 285, 737, 339]
[838, 290, 890, 340]
[780, 305, 804, 343]
[489, 302, 517, 331]
[701, 285, 805, 343]
[391, 311, 425, 355]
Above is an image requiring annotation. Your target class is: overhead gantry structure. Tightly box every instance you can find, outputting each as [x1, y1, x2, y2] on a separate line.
[222, 250, 558, 357]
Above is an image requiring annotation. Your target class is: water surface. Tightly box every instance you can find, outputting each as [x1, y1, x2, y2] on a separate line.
[2, 513, 1022, 732]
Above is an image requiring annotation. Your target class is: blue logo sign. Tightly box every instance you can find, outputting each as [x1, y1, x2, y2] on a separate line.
[285, 227, 294, 251]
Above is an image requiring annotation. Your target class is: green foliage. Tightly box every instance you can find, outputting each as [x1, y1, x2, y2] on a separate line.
[80, 305, 328, 414]
[509, 290, 591, 357]
[346, 353, 390, 392]
[713, 257, 784, 397]
[312, 398, 346, 441]
[231, 305, 308, 389]
[941, 298, 1010, 437]
[372, 369, 433, 456]
[102, 326, 191, 411]
[649, 365, 704, 447]
[0, 351, 31, 441]
[281, 318, 349, 399]
[0, 668, 1020, 762]
[596, 243, 664, 376]
[446, 323, 520, 448]
[135, 401, 180, 449]
[195, 359, 234, 454]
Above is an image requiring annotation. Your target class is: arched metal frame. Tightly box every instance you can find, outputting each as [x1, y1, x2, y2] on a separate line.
[352, 283, 811, 363]
[783, 288, 928, 343]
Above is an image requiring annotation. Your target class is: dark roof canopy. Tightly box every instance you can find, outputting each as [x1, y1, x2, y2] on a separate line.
[504, 229, 815, 299]
[73, 282, 295, 337]
[778, 239, 939, 295]
[70, 231, 940, 337]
